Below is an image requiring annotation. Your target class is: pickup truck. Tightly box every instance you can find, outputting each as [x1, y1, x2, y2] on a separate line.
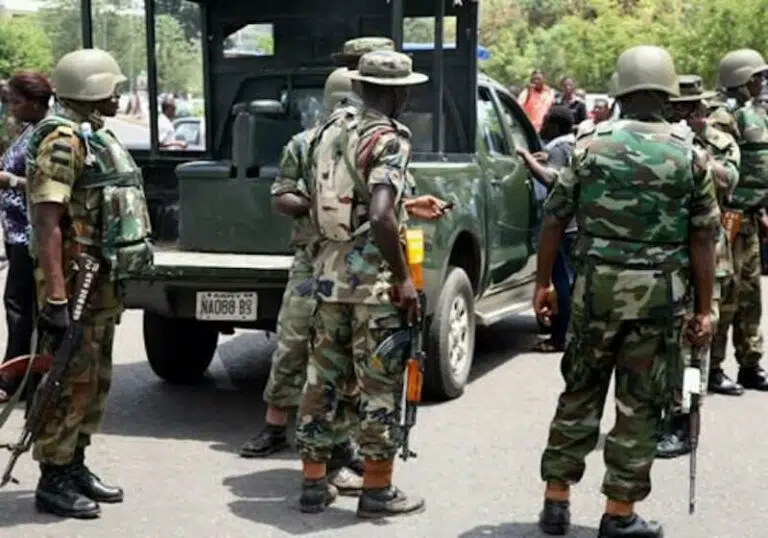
[127, 0, 542, 400]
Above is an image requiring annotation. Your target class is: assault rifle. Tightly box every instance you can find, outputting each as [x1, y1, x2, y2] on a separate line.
[398, 292, 426, 461]
[0, 253, 100, 488]
[682, 346, 703, 514]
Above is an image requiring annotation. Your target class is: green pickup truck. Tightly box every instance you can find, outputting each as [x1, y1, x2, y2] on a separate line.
[127, 0, 542, 400]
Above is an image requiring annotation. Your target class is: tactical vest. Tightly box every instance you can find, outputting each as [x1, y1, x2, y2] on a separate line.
[310, 109, 404, 242]
[577, 119, 695, 269]
[26, 115, 153, 280]
[730, 103, 768, 211]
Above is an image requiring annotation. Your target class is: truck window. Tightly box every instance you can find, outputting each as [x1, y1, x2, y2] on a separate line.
[222, 23, 275, 58]
[478, 88, 509, 156]
[495, 93, 530, 152]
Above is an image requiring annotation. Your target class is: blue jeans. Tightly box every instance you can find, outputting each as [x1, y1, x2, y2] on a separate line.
[551, 232, 576, 347]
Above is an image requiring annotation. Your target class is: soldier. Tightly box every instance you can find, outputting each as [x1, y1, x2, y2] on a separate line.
[657, 75, 740, 458]
[239, 37, 398, 489]
[295, 50, 429, 517]
[708, 49, 768, 394]
[26, 48, 152, 518]
[533, 46, 719, 537]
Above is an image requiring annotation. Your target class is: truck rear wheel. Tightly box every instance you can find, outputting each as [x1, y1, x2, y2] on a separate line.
[425, 266, 476, 400]
[143, 312, 219, 384]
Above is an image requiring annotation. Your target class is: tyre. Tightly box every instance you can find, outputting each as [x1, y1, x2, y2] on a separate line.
[425, 266, 476, 400]
[143, 312, 219, 384]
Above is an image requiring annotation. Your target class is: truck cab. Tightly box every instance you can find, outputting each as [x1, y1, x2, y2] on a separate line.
[118, 0, 542, 399]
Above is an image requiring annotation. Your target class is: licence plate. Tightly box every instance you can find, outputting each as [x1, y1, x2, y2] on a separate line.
[195, 292, 258, 321]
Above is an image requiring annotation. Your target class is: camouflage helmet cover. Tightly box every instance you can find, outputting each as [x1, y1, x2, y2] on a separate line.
[323, 67, 354, 110]
[717, 49, 768, 89]
[347, 50, 429, 87]
[52, 48, 127, 102]
[613, 45, 679, 98]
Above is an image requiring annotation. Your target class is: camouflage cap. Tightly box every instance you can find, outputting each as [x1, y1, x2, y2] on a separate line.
[331, 37, 395, 63]
[347, 50, 428, 87]
[669, 74, 717, 103]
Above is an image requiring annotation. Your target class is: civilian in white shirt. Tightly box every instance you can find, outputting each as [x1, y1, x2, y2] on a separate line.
[158, 98, 187, 150]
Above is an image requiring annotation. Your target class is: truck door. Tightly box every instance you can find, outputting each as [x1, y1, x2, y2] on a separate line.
[477, 87, 531, 290]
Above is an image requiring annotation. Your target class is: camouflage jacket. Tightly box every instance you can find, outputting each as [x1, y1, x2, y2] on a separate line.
[271, 103, 360, 250]
[546, 118, 720, 320]
[695, 124, 739, 279]
[709, 99, 768, 212]
[313, 107, 415, 305]
[26, 107, 123, 314]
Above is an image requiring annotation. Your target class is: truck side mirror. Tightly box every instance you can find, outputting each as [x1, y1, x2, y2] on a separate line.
[231, 99, 286, 179]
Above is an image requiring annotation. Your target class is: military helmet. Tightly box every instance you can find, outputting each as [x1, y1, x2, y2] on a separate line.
[52, 48, 127, 102]
[607, 72, 619, 98]
[323, 67, 354, 110]
[332, 37, 395, 67]
[716, 49, 768, 89]
[613, 45, 678, 98]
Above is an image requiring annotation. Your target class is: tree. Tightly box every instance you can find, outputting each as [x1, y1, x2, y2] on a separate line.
[0, 17, 54, 77]
[155, 0, 201, 42]
[154, 14, 202, 95]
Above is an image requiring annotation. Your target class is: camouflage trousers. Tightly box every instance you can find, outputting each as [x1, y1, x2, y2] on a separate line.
[33, 317, 117, 465]
[711, 225, 763, 369]
[296, 301, 405, 462]
[540, 305, 683, 503]
[264, 249, 360, 445]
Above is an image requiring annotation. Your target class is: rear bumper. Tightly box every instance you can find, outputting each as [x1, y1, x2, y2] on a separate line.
[123, 251, 294, 331]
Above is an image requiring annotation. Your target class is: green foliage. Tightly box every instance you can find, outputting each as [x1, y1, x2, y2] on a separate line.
[481, 0, 768, 92]
[0, 16, 54, 77]
[154, 14, 202, 95]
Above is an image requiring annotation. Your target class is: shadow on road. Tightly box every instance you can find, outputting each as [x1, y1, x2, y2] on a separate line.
[469, 314, 541, 385]
[459, 522, 598, 537]
[0, 490, 60, 528]
[223, 468, 368, 534]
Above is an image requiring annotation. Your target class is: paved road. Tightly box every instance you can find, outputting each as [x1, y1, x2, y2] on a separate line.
[0, 270, 766, 537]
[105, 117, 151, 149]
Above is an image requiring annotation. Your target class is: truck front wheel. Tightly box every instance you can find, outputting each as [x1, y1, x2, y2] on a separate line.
[425, 266, 476, 400]
[143, 312, 219, 384]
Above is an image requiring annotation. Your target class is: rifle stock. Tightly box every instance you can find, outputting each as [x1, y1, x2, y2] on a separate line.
[0, 253, 100, 488]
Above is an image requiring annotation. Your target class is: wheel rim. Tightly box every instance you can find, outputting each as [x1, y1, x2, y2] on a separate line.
[447, 294, 471, 380]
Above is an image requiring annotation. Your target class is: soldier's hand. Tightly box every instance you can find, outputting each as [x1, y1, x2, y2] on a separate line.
[533, 284, 555, 327]
[404, 195, 448, 221]
[686, 313, 713, 348]
[39, 298, 70, 349]
[760, 213, 768, 232]
[389, 278, 421, 324]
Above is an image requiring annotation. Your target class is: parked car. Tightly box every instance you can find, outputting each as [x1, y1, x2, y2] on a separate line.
[173, 117, 205, 150]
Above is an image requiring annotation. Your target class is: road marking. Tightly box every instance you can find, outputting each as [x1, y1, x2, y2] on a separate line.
[208, 349, 237, 391]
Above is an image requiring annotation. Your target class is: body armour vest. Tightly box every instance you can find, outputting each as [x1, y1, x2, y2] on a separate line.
[730, 102, 768, 211]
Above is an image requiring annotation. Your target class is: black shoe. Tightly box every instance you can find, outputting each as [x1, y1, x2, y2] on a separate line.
[70, 449, 124, 504]
[598, 513, 663, 538]
[356, 486, 425, 519]
[328, 440, 364, 476]
[737, 366, 768, 391]
[35, 464, 101, 519]
[708, 369, 744, 396]
[538, 499, 570, 535]
[299, 477, 338, 514]
[656, 416, 690, 459]
[239, 424, 289, 458]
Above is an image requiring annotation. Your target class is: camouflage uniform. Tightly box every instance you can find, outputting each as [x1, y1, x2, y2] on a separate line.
[240, 38, 395, 469]
[656, 75, 741, 459]
[708, 49, 768, 393]
[26, 48, 151, 520]
[296, 50, 427, 518]
[537, 46, 719, 538]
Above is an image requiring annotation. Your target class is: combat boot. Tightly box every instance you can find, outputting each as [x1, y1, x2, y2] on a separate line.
[239, 424, 289, 458]
[598, 513, 663, 538]
[328, 439, 364, 476]
[356, 459, 425, 519]
[70, 447, 124, 503]
[737, 366, 768, 391]
[538, 482, 570, 535]
[35, 464, 101, 519]
[708, 368, 744, 395]
[655, 415, 690, 459]
[299, 477, 338, 513]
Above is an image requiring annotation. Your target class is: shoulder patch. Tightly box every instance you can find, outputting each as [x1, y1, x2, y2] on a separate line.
[55, 125, 75, 137]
